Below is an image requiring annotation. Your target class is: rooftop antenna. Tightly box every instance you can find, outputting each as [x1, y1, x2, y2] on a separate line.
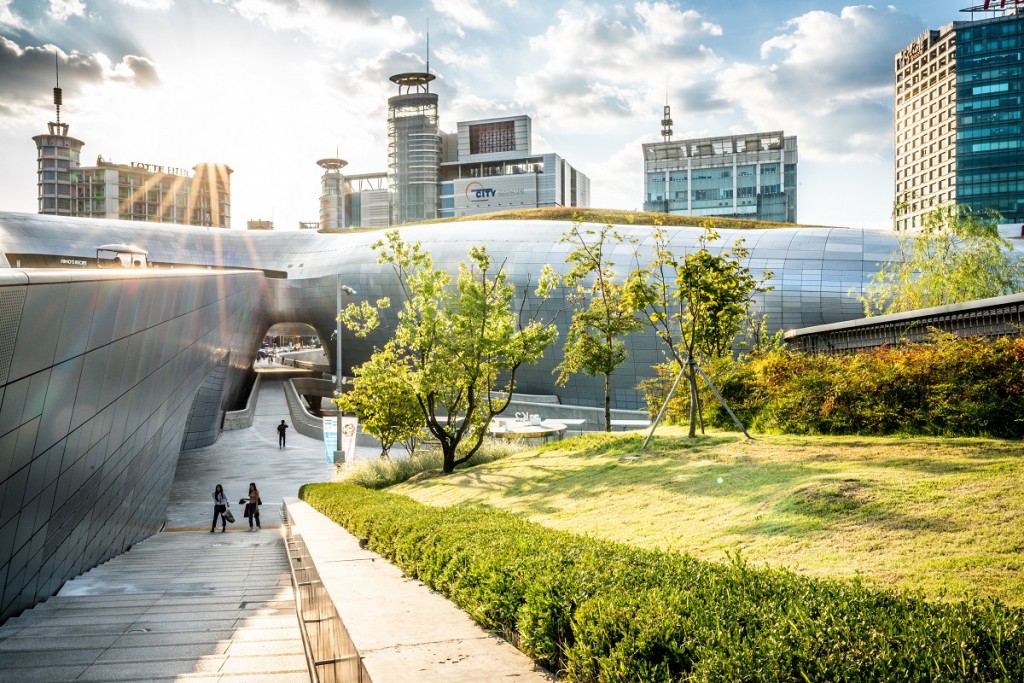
[426, 22, 430, 74]
[660, 90, 673, 142]
[50, 51, 69, 136]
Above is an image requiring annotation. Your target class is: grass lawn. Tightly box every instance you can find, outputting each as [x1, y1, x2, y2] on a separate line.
[389, 427, 1024, 607]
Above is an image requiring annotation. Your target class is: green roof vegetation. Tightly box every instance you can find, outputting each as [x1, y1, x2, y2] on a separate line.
[319, 207, 834, 233]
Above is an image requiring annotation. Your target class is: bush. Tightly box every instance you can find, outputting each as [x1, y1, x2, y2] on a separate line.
[299, 482, 1024, 682]
[643, 334, 1024, 438]
[342, 438, 529, 489]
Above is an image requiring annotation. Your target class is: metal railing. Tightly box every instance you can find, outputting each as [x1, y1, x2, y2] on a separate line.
[283, 509, 370, 683]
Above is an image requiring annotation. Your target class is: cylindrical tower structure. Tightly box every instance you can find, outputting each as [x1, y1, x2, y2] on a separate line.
[317, 158, 348, 230]
[33, 79, 84, 217]
[387, 72, 441, 225]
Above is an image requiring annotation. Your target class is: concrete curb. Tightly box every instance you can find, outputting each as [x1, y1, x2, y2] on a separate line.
[282, 497, 555, 682]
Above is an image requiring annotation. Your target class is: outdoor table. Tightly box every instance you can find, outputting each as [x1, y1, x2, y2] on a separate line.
[488, 418, 567, 442]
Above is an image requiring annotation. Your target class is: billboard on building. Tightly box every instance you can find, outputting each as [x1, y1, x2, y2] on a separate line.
[453, 175, 538, 214]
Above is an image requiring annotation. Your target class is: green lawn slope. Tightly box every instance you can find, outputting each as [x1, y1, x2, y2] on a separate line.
[388, 428, 1024, 607]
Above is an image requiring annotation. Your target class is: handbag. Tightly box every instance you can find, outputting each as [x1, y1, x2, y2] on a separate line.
[222, 508, 235, 524]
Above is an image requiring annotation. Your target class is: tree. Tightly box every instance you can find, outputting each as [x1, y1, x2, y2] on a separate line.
[335, 343, 423, 459]
[555, 221, 644, 431]
[861, 204, 1024, 315]
[633, 223, 772, 437]
[341, 231, 558, 474]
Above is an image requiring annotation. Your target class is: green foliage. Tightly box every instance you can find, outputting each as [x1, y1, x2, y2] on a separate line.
[340, 231, 558, 474]
[862, 204, 1024, 315]
[633, 222, 773, 436]
[300, 482, 1024, 682]
[555, 221, 644, 431]
[335, 343, 423, 458]
[702, 333, 1024, 437]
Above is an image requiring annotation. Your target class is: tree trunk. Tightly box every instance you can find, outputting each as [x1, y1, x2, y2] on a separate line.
[442, 444, 457, 473]
[687, 360, 698, 438]
[604, 373, 612, 432]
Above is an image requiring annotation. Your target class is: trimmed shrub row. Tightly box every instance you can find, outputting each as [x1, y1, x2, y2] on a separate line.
[300, 482, 1024, 682]
[643, 334, 1024, 438]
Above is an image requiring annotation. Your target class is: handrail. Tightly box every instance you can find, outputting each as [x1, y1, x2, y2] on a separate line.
[282, 506, 371, 683]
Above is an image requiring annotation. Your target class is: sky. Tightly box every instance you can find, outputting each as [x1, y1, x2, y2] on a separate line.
[0, 0, 982, 230]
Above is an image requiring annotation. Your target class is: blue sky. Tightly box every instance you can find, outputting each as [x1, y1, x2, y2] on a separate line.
[0, 1, 979, 229]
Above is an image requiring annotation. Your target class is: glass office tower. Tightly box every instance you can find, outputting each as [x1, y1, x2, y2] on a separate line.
[387, 72, 441, 225]
[955, 11, 1024, 223]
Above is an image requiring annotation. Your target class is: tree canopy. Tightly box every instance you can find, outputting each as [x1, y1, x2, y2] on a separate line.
[340, 231, 558, 474]
[633, 224, 772, 436]
[554, 222, 643, 431]
[862, 205, 1024, 315]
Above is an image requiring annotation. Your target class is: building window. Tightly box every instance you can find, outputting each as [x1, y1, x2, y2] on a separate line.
[469, 121, 517, 154]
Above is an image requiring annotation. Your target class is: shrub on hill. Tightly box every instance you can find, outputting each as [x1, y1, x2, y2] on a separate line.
[300, 482, 1024, 682]
[642, 333, 1024, 438]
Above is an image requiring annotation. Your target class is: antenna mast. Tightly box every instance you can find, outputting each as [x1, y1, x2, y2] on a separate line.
[50, 52, 69, 136]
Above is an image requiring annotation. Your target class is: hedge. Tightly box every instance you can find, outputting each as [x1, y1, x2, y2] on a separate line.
[299, 482, 1024, 682]
[642, 334, 1024, 438]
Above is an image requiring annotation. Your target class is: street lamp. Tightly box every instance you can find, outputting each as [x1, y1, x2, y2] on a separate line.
[336, 280, 357, 396]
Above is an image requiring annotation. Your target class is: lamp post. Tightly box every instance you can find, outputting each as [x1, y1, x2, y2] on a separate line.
[336, 280, 357, 396]
[333, 280, 357, 463]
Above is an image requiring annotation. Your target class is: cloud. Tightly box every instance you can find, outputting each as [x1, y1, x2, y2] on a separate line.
[0, 0, 24, 28]
[221, 0, 416, 54]
[0, 38, 160, 113]
[432, 0, 491, 31]
[116, 0, 174, 9]
[47, 0, 86, 22]
[517, 2, 722, 126]
[717, 5, 925, 161]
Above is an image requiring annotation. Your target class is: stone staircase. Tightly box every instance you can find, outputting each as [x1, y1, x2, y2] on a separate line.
[0, 529, 310, 683]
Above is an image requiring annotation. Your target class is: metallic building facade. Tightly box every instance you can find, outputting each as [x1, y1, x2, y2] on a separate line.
[0, 211, 902, 621]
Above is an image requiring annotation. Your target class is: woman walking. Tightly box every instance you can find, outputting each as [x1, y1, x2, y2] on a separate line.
[211, 484, 230, 532]
[244, 482, 261, 531]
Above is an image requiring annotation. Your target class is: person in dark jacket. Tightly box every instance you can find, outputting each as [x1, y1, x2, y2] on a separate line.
[277, 420, 288, 448]
[211, 484, 229, 532]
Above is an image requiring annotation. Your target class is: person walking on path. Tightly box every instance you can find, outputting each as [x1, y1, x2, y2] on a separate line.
[243, 482, 262, 531]
[277, 420, 288, 448]
[211, 484, 230, 532]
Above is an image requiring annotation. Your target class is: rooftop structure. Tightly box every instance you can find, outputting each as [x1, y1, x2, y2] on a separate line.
[643, 129, 798, 223]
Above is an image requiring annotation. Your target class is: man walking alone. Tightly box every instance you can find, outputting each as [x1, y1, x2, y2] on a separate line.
[277, 420, 288, 448]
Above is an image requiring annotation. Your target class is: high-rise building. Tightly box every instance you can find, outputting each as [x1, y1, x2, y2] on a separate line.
[32, 72, 233, 228]
[387, 71, 441, 225]
[642, 127, 798, 223]
[894, 2, 1024, 230]
[71, 159, 232, 227]
[328, 74, 590, 228]
[438, 115, 590, 218]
